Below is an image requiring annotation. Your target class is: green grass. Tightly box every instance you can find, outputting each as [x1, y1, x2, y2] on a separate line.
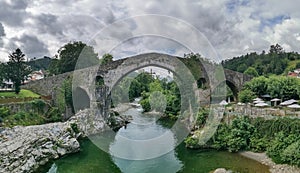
[2, 111, 46, 127]
[0, 89, 40, 98]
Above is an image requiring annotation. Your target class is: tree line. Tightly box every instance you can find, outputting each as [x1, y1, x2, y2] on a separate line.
[222, 44, 300, 76]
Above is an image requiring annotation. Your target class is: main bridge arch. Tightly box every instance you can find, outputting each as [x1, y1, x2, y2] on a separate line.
[95, 53, 202, 118]
[72, 53, 252, 114]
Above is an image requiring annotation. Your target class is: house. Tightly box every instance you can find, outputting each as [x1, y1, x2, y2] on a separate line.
[29, 70, 44, 81]
[24, 70, 45, 84]
[1, 79, 14, 90]
[287, 69, 300, 78]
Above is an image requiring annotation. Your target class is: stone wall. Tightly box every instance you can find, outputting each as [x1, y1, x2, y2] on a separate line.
[0, 101, 50, 114]
[21, 72, 72, 96]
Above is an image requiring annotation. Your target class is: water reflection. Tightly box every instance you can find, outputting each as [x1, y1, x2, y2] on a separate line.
[109, 105, 183, 173]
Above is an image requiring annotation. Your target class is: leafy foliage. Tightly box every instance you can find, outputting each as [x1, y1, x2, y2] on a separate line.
[244, 67, 259, 77]
[238, 89, 256, 103]
[0, 107, 10, 119]
[100, 53, 113, 65]
[49, 41, 99, 74]
[208, 116, 300, 166]
[70, 123, 80, 134]
[242, 76, 300, 100]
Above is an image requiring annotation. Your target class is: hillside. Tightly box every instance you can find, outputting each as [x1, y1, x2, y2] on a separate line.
[221, 44, 300, 76]
[26, 56, 52, 71]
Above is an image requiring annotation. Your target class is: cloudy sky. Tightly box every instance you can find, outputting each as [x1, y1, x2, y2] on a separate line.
[0, 0, 299, 62]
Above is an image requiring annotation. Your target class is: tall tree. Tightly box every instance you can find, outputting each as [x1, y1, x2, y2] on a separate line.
[5, 48, 31, 94]
[55, 41, 99, 74]
[269, 44, 284, 54]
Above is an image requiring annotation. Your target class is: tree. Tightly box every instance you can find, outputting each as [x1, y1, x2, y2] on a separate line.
[100, 53, 113, 65]
[55, 41, 98, 74]
[238, 89, 256, 103]
[237, 64, 247, 73]
[244, 67, 259, 77]
[269, 44, 284, 54]
[244, 76, 268, 97]
[48, 58, 59, 75]
[5, 48, 31, 94]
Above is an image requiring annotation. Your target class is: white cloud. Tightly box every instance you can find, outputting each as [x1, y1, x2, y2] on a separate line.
[0, 0, 300, 62]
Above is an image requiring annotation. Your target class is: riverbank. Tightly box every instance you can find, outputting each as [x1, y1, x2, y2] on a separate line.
[240, 151, 300, 173]
[0, 122, 80, 173]
[111, 103, 132, 113]
[0, 108, 108, 173]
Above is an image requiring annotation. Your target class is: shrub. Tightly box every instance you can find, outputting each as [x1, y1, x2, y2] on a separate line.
[281, 140, 300, 166]
[184, 136, 199, 148]
[70, 123, 79, 134]
[249, 136, 268, 152]
[0, 107, 10, 118]
[140, 98, 151, 112]
[238, 89, 256, 103]
[47, 107, 62, 122]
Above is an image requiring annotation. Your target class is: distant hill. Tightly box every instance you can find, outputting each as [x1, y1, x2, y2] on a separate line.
[221, 44, 300, 76]
[26, 56, 53, 71]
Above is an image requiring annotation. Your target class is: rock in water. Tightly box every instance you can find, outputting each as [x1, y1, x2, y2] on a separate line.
[0, 122, 80, 173]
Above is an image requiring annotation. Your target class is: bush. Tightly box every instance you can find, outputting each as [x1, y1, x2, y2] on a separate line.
[0, 107, 10, 118]
[31, 99, 46, 113]
[46, 107, 62, 122]
[184, 136, 199, 148]
[267, 132, 300, 163]
[238, 89, 256, 103]
[70, 123, 79, 134]
[281, 140, 300, 166]
[140, 98, 151, 112]
[196, 108, 208, 127]
[249, 136, 268, 152]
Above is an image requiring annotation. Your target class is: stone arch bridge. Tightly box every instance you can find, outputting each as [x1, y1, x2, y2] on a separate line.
[22, 53, 252, 113]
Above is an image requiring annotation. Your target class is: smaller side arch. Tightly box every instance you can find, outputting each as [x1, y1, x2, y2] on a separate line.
[211, 80, 239, 103]
[73, 87, 91, 112]
[225, 80, 239, 102]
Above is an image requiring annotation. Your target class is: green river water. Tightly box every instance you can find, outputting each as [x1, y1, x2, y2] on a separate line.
[40, 104, 270, 173]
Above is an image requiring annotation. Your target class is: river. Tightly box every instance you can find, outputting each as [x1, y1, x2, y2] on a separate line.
[40, 103, 270, 173]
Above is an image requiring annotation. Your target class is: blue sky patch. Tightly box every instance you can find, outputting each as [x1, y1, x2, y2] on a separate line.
[259, 15, 291, 31]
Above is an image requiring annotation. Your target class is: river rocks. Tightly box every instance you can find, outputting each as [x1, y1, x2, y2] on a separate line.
[68, 109, 107, 136]
[0, 122, 80, 173]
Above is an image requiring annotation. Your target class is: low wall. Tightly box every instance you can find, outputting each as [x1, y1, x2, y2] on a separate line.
[0, 101, 50, 114]
[21, 72, 72, 96]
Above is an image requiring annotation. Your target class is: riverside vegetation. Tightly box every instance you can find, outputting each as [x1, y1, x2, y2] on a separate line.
[125, 70, 300, 168]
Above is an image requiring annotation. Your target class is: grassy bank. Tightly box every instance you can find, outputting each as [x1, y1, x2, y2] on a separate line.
[0, 89, 40, 98]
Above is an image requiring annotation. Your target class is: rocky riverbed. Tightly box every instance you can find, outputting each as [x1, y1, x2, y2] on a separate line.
[0, 109, 107, 173]
[0, 122, 80, 173]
